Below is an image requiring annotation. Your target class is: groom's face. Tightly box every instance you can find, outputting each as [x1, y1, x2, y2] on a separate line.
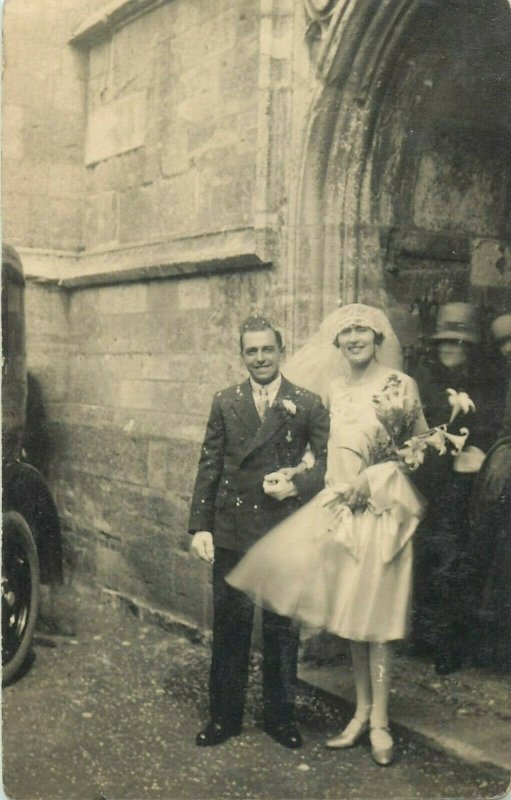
[241, 329, 283, 385]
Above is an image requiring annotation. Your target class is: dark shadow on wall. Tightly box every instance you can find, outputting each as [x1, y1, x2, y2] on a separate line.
[23, 372, 53, 478]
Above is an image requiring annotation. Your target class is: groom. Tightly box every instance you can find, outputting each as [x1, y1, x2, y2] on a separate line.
[189, 314, 329, 748]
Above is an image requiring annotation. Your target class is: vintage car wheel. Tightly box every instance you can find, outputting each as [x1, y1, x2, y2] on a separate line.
[2, 510, 40, 684]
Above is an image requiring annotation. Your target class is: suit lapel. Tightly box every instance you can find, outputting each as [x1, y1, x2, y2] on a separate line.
[229, 379, 261, 435]
[240, 377, 294, 462]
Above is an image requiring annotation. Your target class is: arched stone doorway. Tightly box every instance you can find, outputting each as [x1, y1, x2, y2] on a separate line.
[293, 0, 511, 349]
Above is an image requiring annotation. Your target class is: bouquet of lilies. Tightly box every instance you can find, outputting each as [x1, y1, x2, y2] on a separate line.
[372, 376, 475, 472]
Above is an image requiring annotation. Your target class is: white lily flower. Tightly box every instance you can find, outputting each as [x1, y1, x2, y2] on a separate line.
[447, 389, 476, 423]
[444, 427, 470, 454]
[396, 437, 428, 470]
[424, 428, 447, 456]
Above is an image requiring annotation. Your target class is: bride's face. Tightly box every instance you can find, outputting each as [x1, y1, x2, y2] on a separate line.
[337, 325, 377, 367]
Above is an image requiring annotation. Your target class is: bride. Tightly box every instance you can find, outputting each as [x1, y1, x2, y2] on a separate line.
[227, 304, 428, 766]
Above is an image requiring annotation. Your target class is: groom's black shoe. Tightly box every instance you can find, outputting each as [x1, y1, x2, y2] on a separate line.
[263, 721, 302, 749]
[196, 721, 241, 747]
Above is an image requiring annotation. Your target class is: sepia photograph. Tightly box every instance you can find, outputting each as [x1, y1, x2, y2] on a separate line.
[1, 0, 511, 799]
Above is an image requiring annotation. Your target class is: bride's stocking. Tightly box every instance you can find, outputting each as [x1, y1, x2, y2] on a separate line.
[368, 641, 393, 730]
[349, 641, 372, 722]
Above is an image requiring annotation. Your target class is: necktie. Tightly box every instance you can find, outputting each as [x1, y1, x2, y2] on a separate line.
[257, 386, 270, 421]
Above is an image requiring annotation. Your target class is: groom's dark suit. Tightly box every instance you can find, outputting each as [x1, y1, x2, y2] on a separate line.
[189, 376, 329, 734]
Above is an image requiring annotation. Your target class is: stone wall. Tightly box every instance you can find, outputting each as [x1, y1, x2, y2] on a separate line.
[81, 0, 260, 251]
[1, 0, 90, 250]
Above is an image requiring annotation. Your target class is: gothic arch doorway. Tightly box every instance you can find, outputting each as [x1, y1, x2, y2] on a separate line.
[293, 0, 511, 348]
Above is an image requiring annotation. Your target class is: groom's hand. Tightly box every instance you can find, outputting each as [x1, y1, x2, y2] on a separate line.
[190, 531, 215, 564]
[263, 471, 299, 501]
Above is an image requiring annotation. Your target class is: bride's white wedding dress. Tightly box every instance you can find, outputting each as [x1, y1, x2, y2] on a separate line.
[227, 369, 426, 642]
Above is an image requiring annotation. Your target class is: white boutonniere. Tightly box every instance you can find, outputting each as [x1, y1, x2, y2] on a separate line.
[281, 399, 297, 416]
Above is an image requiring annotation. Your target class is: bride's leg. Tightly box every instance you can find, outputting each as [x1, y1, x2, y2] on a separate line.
[326, 640, 371, 748]
[368, 641, 394, 764]
[350, 640, 372, 723]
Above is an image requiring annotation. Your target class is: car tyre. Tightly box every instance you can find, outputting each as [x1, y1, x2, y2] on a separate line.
[2, 510, 40, 684]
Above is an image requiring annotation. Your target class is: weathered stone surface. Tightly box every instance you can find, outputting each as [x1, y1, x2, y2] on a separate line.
[147, 440, 168, 490]
[85, 92, 147, 165]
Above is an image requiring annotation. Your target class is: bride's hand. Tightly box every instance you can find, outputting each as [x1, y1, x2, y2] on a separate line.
[345, 472, 370, 509]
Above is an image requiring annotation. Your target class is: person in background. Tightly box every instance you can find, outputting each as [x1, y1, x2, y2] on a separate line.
[468, 311, 511, 672]
[412, 302, 501, 675]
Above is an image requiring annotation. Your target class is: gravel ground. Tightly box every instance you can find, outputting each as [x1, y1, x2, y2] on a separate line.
[2, 590, 510, 800]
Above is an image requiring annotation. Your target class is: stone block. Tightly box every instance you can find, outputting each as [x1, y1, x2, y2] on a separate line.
[67, 355, 119, 406]
[119, 379, 154, 410]
[122, 530, 176, 609]
[158, 173, 198, 236]
[27, 357, 69, 404]
[62, 527, 97, 583]
[85, 91, 147, 165]
[96, 542, 145, 598]
[147, 281, 179, 314]
[64, 425, 148, 486]
[471, 238, 511, 290]
[178, 279, 210, 310]
[181, 384, 215, 417]
[150, 381, 184, 411]
[88, 313, 169, 355]
[167, 354, 198, 383]
[1, 192, 30, 245]
[414, 148, 503, 237]
[47, 162, 84, 199]
[89, 39, 110, 79]
[2, 104, 24, 160]
[102, 353, 171, 382]
[2, 66, 50, 112]
[50, 73, 85, 115]
[147, 440, 168, 490]
[118, 184, 159, 243]
[113, 408, 204, 444]
[166, 439, 201, 496]
[85, 159, 117, 193]
[83, 192, 118, 248]
[98, 284, 148, 315]
[2, 157, 50, 200]
[219, 49, 258, 104]
[161, 123, 189, 177]
[164, 316, 198, 353]
[23, 112, 83, 163]
[27, 193, 83, 251]
[171, 551, 209, 624]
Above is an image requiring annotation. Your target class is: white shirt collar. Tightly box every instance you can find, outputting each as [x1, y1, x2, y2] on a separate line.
[249, 373, 282, 405]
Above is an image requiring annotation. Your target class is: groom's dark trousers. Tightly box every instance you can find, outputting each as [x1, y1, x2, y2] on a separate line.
[210, 546, 299, 729]
[189, 376, 329, 731]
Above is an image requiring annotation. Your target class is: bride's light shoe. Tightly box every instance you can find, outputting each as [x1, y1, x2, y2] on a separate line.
[325, 717, 369, 749]
[370, 726, 394, 766]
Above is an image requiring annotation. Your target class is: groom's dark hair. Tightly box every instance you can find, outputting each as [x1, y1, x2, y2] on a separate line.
[239, 314, 284, 352]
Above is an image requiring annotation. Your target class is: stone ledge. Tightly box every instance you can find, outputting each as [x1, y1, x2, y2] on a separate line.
[60, 253, 271, 289]
[69, 0, 170, 48]
[101, 587, 210, 645]
[19, 228, 273, 289]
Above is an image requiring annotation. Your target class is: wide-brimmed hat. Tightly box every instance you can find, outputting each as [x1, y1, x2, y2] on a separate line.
[490, 312, 511, 343]
[431, 302, 480, 344]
